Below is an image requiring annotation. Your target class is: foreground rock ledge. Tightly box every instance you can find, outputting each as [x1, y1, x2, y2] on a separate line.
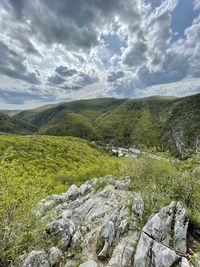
[22, 176, 200, 267]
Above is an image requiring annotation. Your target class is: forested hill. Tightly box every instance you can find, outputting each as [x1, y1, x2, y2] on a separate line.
[2, 94, 200, 152]
[0, 112, 37, 134]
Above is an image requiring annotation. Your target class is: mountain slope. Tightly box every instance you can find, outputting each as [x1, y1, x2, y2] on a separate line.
[97, 94, 200, 149]
[40, 110, 100, 140]
[14, 94, 200, 152]
[16, 98, 126, 126]
[0, 112, 37, 134]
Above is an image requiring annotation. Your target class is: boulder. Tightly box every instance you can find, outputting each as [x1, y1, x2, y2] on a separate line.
[108, 232, 139, 267]
[134, 201, 193, 267]
[46, 217, 76, 251]
[131, 198, 144, 230]
[174, 202, 189, 253]
[67, 185, 80, 201]
[115, 181, 128, 190]
[79, 183, 92, 195]
[98, 220, 115, 260]
[22, 251, 49, 267]
[143, 201, 176, 245]
[134, 232, 180, 267]
[132, 198, 144, 217]
[48, 247, 62, 266]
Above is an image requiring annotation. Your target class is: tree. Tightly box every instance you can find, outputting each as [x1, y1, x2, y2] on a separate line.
[132, 109, 160, 148]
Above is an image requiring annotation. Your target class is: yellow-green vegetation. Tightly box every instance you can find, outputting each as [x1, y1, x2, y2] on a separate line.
[0, 135, 122, 194]
[122, 156, 200, 233]
[132, 109, 160, 147]
[2, 94, 199, 156]
[1, 133, 200, 265]
[0, 148, 48, 266]
[0, 134, 122, 265]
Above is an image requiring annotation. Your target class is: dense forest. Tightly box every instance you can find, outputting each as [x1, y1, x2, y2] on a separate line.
[0, 94, 199, 157]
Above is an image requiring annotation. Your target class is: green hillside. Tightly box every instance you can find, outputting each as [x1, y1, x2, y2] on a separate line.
[11, 93, 200, 155]
[40, 110, 100, 140]
[16, 98, 126, 126]
[0, 112, 37, 134]
[0, 135, 122, 193]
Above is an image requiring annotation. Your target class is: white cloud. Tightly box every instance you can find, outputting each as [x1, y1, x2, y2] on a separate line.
[0, 0, 200, 108]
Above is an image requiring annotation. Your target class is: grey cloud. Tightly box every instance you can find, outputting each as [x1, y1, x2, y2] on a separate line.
[61, 85, 82, 91]
[107, 71, 125, 82]
[48, 75, 65, 85]
[60, 72, 99, 91]
[76, 73, 98, 87]
[55, 66, 78, 77]
[122, 40, 147, 67]
[136, 51, 190, 88]
[2, 0, 141, 51]
[0, 41, 40, 84]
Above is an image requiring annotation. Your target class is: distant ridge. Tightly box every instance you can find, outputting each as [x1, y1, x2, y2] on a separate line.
[0, 112, 37, 134]
[0, 93, 199, 152]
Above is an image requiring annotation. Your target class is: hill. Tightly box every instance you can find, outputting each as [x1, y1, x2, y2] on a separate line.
[16, 98, 126, 126]
[0, 112, 38, 134]
[12, 93, 200, 154]
[97, 94, 200, 150]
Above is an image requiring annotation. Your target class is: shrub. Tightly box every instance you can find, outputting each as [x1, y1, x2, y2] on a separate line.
[122, 155, 200, 228]
[0, 147, 48, 265]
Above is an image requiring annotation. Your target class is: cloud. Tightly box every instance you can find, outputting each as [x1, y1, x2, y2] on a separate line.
[107, 70, 125, 82]
[60, 73, 99, 91]
[2, 0, 131, 51]
[0, 40, 40, 84]
[55, 66, 78, 77]
[122, 40, 147, 67]
[193, 0, 200, 10]
[48, 75, 65, 85]
[0, 86, 56, 105]
[0, 0, 200, 108]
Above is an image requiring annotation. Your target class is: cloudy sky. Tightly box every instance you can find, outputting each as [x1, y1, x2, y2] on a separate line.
[0, 0, 200, 109]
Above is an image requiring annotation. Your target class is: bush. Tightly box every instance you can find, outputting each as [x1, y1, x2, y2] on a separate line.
[122, 155, 200, 227]
[0, 147, 48, 265]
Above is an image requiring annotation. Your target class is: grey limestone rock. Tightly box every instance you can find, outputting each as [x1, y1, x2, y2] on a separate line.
[67, 184, 80, 201]
[48, 247, 62, 266]
[174, 201, 189, 253]
[22, 251, 50, 267]
[79, 260, 98, 267]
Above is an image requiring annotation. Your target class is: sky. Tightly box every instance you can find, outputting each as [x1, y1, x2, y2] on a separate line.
[0, 0, 200, 109]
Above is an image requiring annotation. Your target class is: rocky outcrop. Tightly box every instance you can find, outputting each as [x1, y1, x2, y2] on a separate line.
[21, 176, 199, 267]
[134, 201, 190, 267]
